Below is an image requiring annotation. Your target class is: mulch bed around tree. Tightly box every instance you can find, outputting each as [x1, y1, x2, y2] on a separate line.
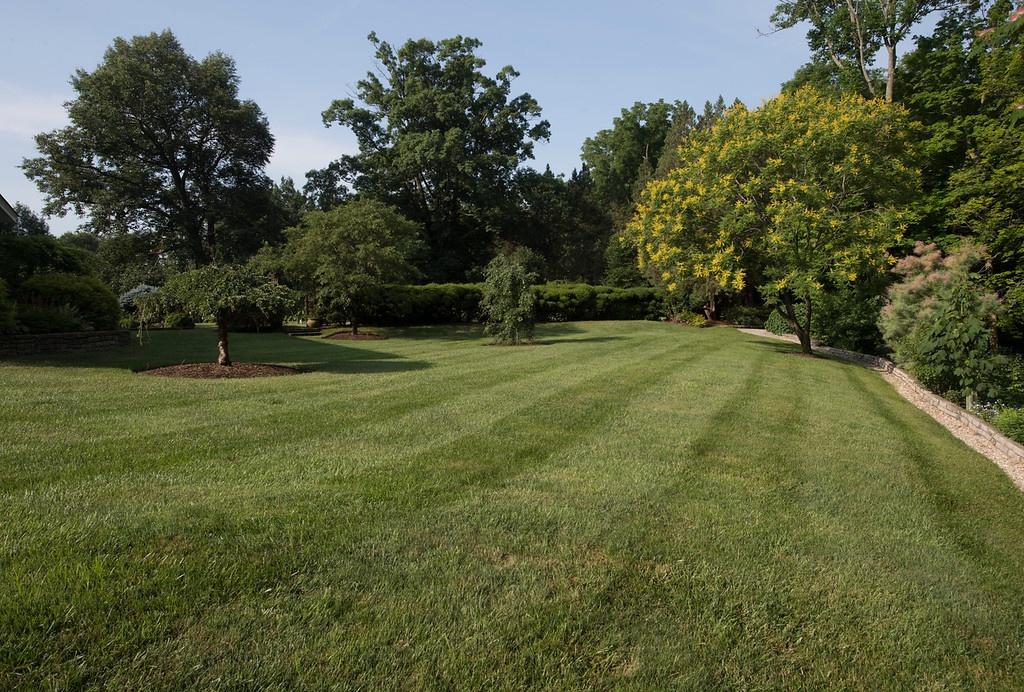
[325, 332, 387, 340]
[138, 363, 305, 378]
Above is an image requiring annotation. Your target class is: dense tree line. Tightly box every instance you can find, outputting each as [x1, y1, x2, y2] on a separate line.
[8, 6, 1024, 371]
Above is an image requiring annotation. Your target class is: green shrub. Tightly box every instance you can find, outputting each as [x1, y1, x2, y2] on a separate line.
[993, 408, 1024, 445]
[15, 304, 91, 333]
[0, 235, 95, 289]
[119, 283, 160, 311]
[163, 312, 195, 330]
[533, 284, 598, 322]
[361, 284, 484, 325]
[481, 256, 536, 345]
[812, 284, 886, 354]
[534, 284, 665, 322]
[18, 272, 121, 332]
[0, 278, 17, 334]
[721, 305, 769, 327]
[598, 286, 666, 321]
[675, 311, 709, 328]
[357, 283, 666, 326]
[765, 308, 797, 335]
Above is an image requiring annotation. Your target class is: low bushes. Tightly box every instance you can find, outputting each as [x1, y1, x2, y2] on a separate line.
[17, 272, 121, 332]
[360, 283, 667, 326]
[533, 284, 665, 322]
[0, 279, 16, 334]
[362, 284, 485, 326]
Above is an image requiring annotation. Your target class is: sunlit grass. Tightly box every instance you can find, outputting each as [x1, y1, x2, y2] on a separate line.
[2, 322, 1023, 688]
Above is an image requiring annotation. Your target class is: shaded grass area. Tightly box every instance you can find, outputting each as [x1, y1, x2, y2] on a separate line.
[2, 322, 1024, 688]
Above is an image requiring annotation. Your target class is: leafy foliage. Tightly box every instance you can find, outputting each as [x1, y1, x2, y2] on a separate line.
[503, 166, 611, 283]
[771, 0, 957, 101]
[151, 264, 298, 365]
[0, 203, 51, 237]
[915, 281, 1006, 401]
[18, 272, 121, 331]
[0, 278, 16, 334]
[318, 33, 549, 281]
[282, 199, 421, 334]
[879, 241, 1003, 401]
[480, 255, 537, 345]
[675, 311, 709, 328]
[163, 312, 195, 330]
[0, 235, 95, 289]
[629, 86, 919, 354]
[361, 284, 486, 326]
[22, 30, 274, 267]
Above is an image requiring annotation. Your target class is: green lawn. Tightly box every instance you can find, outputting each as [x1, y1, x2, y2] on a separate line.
[2, 322, 1024, 688]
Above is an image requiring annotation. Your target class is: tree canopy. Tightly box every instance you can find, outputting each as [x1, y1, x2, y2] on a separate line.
[282, 199, 422, 334]
[23, 30, 275, 268]
[153, 264, 297, 365]
[317, 33, 550, 281]
[628, 87, 920, 354]
[772, 0, 958, 101]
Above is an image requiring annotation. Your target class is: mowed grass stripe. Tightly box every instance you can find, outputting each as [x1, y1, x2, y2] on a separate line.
[2, 322, 1024, 688]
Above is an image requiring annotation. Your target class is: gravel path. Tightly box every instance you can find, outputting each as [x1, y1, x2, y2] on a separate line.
[737, 328, 1024, 492]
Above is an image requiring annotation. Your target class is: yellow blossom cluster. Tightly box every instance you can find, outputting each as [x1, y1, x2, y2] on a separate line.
[627, 86, 920, 307]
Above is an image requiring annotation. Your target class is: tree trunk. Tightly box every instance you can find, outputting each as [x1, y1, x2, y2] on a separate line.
[217, 321, 232, 366]
[885, 44, 897, 102]
[351, 314, 359, 336]
[784, 297, 814, 356]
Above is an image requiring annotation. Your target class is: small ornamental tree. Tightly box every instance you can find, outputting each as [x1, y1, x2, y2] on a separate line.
[480, 254, 537, 345]
[628, 86, 920, 354]
[283, 199, 421, 334]
[155, 264, 297, 366]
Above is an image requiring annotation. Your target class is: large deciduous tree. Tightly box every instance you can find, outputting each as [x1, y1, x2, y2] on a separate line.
[771, 0, 958, 101]
[23, 30, 274, 268]
[943, 0, 1024, 345]
[317, 33, 550, 281]
[628, 87, 920, 355]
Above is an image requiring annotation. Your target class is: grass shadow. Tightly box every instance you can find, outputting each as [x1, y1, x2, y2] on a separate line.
[3, 328, 432, 376]
[382, 324, 486, 341]
[536, 335, 628, 345]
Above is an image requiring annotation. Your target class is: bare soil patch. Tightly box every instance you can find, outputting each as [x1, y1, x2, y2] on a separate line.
[138, 363, 305, 379]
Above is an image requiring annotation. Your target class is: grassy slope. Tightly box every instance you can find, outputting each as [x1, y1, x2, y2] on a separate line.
[2, 322, 1023, 689]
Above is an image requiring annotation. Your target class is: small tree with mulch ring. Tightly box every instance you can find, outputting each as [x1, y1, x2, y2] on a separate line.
[149, 264, 298, 366]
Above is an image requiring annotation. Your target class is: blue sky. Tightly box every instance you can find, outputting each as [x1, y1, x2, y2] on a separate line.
[2, 0, 816, 234]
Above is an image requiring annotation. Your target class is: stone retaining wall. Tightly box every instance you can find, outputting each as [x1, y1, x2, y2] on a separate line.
[817, 344, 1024, 463]
[0, 330, 130, 357]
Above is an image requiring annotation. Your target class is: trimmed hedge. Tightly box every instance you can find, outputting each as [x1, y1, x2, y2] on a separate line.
[362, 284, 485, 326]
[360, 283, 666, 326]
[534, 284, 665, 322]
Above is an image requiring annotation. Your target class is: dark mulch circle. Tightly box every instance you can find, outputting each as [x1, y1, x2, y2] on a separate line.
[325, 332, 387, 340]
[138, 363, 305, 379]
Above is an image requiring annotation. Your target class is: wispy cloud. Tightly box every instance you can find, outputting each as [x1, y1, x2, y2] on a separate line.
[266, 128, 358, 182]
[0, 82, 70, 140]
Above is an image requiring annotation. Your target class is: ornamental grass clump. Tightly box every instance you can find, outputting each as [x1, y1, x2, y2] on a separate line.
[879, 241, 1004, 404]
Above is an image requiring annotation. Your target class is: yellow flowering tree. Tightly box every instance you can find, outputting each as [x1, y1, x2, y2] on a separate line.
[628, 86, 920, 354]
